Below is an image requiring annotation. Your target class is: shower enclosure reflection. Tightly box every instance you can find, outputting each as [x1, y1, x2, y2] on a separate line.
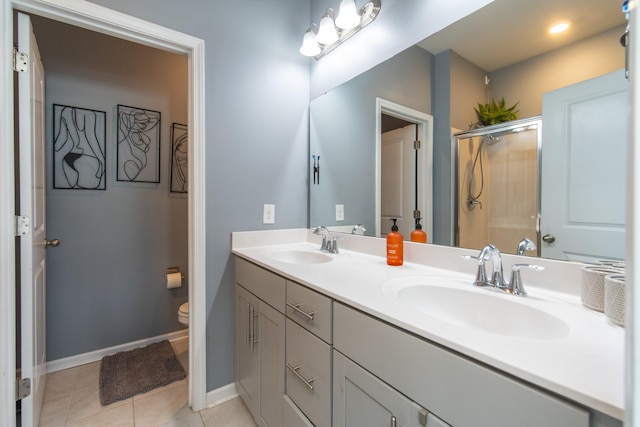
[455, 118, 541, 256]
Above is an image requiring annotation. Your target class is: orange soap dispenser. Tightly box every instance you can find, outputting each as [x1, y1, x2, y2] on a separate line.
[386, 218, 404, 266]
[411, 218, 427, 243]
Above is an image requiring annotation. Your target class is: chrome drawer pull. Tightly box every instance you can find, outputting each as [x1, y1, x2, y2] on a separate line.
[391, 415, 397, 427]
[286, 363, 315, 391]
[287, 302, 315, 321]
[251, 309, 259, 351]
[246, 304, 251, 347]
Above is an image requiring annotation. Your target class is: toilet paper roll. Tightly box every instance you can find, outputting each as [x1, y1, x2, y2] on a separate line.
[166, 272, 182, 289]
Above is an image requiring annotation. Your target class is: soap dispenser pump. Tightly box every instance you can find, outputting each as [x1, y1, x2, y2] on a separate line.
[386, 218, 404, 266]
[411, 218, 427, 243]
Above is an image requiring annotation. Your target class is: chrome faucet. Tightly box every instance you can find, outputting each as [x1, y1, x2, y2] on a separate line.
[516, 237, 536, 256]
[313, 226, 339, 253]
[462, 244, 543, 297]
[351, 224, 367, 235]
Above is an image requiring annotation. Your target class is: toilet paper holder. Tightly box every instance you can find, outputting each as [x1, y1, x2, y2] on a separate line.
[166, 266, 184, 278]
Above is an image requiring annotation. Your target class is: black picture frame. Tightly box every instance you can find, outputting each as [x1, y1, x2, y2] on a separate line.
[116, 104, 161, 183]
[52, 104, 107, 190]
[170, 123, 188, 193]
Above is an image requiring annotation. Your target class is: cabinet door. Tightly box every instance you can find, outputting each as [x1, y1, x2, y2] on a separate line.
[333, 350, 421, 427]
[257, 301, 285, 427]
[235, 285, 260, 416]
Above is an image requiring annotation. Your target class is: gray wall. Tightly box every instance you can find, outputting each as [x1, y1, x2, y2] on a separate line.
[432, 51, 486, 245]
[310, 46, 433, 232]
[85, 0, 310, 392]
[36, 17, 190, 361]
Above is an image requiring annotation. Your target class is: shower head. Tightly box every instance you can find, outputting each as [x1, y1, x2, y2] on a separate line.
[482, 134, 501, 145]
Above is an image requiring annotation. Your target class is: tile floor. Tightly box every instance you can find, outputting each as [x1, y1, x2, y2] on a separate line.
[37, 339, 257, 427]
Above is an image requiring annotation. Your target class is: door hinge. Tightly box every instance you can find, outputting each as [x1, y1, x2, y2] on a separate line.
[15, 215, 30, 236]
[418, 408, 429, 426]
[414, 140, 421, 150]
[16, 378, 31, 401]
[413, 210, 421, 219]
[13, 48, 28, 73]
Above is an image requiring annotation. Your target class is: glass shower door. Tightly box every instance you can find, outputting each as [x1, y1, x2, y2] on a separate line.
[455, 118, 541, 255]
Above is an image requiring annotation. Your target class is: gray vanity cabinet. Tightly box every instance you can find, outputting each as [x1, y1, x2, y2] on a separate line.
[234, 258, 286, 427]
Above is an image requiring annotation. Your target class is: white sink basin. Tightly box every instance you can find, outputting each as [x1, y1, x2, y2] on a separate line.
[269, 250, 333, 264]
[382, 276, 570, 340]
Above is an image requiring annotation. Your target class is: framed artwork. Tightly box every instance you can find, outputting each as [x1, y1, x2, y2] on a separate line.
[116, 104, 161, 183]
[170, 123, 188, 193]
[53, 104, 106, 190]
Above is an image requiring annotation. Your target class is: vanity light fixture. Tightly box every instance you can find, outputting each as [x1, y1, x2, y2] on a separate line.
[300, 0, 381, 59]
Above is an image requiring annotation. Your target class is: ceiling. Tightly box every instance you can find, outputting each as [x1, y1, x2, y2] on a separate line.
[417, 0, 627, 72]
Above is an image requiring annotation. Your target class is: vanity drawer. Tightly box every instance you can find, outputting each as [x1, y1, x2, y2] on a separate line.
[235, 257, 286, 313]
[286, 280, 332, 343]
[286, 319, 331, 427]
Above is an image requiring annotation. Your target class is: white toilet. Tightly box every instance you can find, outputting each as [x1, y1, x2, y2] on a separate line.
[178, 302, 189, 326]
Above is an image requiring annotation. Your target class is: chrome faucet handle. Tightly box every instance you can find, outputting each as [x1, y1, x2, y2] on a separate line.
[507, 264, 544, 296]
[328, 236, 341, 254]
[461, 255, 489, 286]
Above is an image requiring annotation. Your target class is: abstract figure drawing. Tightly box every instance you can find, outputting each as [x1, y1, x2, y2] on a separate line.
[53, 104, 106, 190]
[117, 105, 161, 183]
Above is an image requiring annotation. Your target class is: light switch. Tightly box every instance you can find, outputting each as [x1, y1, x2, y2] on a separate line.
[336, 204, 344, 221]
[263, 204, 275, 224]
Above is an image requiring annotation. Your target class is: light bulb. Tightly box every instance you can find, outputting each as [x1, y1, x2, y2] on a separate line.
[300, 28, 321, 57]
[317, 11, 339, 45]
[335, 0, 360, 30]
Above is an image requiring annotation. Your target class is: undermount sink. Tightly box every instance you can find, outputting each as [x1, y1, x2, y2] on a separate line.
[382, 277, 570, 340]
[269, 249, 333, 264]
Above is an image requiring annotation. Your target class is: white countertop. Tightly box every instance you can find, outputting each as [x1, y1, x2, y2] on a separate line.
[231, 229, 625, 420]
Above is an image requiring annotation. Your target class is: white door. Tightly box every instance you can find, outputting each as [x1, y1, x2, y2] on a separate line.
[541, 70, 627, 262]
[18, 12, 48, 427]
[381, 124, 416, 238]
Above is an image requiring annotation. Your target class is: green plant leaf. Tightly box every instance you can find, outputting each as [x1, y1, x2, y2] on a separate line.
[474, 97, 519, 126]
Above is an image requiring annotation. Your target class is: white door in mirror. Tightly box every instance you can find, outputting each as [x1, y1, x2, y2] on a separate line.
[541, 70, 627, 262]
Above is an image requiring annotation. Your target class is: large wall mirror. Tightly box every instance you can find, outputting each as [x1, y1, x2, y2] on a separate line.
[309, 0, 627, 261]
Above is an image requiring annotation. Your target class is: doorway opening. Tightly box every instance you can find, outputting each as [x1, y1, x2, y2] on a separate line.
[375, 98, 433, 240]
[1, 1, 207, 424]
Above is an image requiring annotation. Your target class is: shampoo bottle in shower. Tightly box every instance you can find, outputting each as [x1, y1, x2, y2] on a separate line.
[387, 219, 404, 266]
[411, 218, 427, 243]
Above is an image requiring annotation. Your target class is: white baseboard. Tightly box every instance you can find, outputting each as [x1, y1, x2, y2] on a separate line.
[206, 383, 238, 409]
[46, 329, 189, 373]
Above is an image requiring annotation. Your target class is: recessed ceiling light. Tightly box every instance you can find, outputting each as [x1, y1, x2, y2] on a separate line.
[549, 21, 571, 35]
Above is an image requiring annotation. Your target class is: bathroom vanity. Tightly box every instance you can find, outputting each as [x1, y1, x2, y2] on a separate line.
[232, 229, 624, 427]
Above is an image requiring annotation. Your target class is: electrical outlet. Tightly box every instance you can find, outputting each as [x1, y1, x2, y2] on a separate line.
[336, 204, 344, 221]
[263, 204, 275, 224]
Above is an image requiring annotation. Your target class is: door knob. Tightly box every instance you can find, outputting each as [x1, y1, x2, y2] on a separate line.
[44, 238, 60, 248]
[542, 234, 556, 244]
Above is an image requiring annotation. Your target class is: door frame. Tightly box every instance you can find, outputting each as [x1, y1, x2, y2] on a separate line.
[0, 0, 207, 422]
[375, 98, 433, 240]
